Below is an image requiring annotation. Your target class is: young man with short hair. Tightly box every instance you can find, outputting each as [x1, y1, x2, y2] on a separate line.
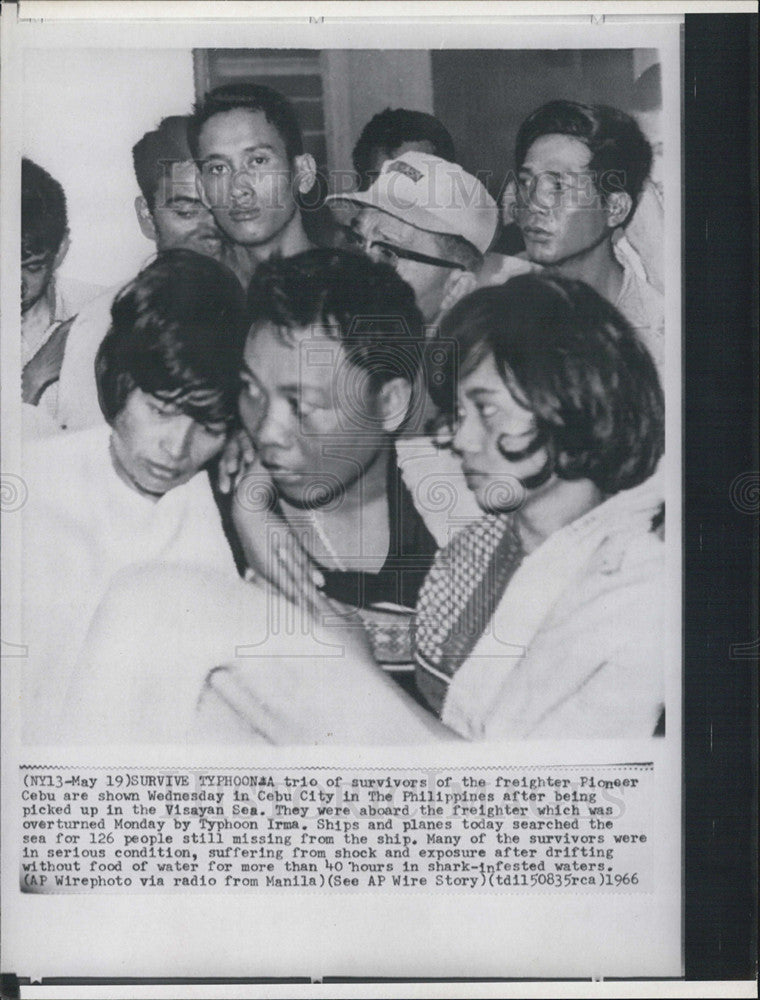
[229, 247, 478, 616]
[54, 116, 231, 433]
[351, 107, 457, 191]
[21, 158, 102, 417]
[188, 83, 316, 284]
[511, 99, 663, 368]
[22, 249, 247, 743]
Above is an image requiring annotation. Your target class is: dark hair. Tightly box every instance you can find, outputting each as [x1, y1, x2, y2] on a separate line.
[96, 249, 247, 428]
[188, 83, 304, 163]
[437, 273, 664, 495]
[246, 248, 425, 390]
[352, 108, 457, 191]
[515, 100, 653, 219]
[21, 158, 68, 259]
[132, 115, 193, 212]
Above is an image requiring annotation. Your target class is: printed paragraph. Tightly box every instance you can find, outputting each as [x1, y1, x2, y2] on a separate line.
[20, 766, 653, 893]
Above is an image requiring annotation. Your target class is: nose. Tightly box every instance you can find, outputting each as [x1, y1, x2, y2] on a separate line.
[159, 415, 194, 462]
[450, 411, 481, 458]
[230, 168, 257, 205]
[253, 398, 294, 450]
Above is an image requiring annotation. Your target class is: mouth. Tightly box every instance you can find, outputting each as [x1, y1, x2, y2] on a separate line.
[522, 226, 554, 241]
[228, 207, 261, 222]
[261, 459, 300, 477]
[145, 461, 183, 481]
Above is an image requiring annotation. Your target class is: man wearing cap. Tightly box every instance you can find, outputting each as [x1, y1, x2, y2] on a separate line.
[52, 115, 234, 433]
[328, 152, 510, 328]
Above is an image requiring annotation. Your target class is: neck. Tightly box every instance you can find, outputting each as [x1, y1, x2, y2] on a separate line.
[553, 235, 623, 302]
[515, 476, 603, 554]
[278, 449, 392, 572]
[244, 213, 312, 269]
[22, 281, 56, 331]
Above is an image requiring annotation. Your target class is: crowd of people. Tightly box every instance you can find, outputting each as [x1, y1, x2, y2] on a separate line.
[20, 70, 667, 744]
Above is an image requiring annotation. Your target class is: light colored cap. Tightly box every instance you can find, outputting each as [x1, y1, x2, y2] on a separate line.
[327, 152, 498, 256]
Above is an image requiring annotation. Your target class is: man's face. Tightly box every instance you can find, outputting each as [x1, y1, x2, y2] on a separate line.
[514, 133, 611, 267]
[197, 109, 298, 249]
[21, 249, 57, 314]
[351, 207, 452, 324]
[239, 322, 389, 507]
[110, 388, 227, 499]
[150, 161, 224, 258]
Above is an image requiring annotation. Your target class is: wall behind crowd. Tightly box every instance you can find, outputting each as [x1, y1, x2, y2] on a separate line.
[23, 48, 194, 289]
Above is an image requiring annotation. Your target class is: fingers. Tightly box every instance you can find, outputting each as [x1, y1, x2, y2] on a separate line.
[217, 433, 242, 494]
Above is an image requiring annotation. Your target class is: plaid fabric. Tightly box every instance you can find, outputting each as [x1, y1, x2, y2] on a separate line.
[414, 514, 524, 717]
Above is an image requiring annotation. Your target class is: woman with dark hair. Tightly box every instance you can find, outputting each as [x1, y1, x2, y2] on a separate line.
[22, 249, 247, 742]
[410, 272, 665, 738]
[60, 272, 666, 744]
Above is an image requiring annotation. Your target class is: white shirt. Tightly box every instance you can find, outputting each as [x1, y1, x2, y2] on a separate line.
[614, 235, 665, 373]
[441, 471, 666, 740]
[22, 424, 236, 742]
[22, 275, 103, 420]
[55, 285, 119, 431]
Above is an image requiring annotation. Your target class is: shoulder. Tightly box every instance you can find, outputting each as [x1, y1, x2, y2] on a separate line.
[25, 424, 110, 476]
[56, 276, 107, 319]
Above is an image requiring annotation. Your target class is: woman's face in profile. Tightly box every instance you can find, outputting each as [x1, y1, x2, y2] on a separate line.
[450, 351, 550, 513]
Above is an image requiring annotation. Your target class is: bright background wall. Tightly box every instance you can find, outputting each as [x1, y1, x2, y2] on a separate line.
[22, 48, 195, 289]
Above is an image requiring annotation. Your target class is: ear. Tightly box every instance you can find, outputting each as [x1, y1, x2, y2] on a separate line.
[378, 377, 413, 434]
[438, 269, 478, 319]
[605, 190, 633, 228]
[293, 153, 317, 196]
[135, 196, 157, 241]
[53, 231, 71, 270]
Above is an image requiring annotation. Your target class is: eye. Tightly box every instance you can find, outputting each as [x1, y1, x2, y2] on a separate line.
[202, 422, 228, 438]
[173, 204, 202, 219]
[372, 243, 398, 267]
[475, 402, 499, 420]
[240, 376, 264, 401]
[344, 228, 364, 248]
[246, 154, 270, 168]
[204, 162, 229, 177]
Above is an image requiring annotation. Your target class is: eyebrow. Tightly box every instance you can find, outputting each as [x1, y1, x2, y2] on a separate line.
[241, 363, 327, 399]
[464, 387, 503, 402]
[163, 195, 203, 207]
[201, 144, 279, 162]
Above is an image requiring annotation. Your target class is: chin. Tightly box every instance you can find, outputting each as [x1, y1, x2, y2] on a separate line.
[472, 478, 526, 514]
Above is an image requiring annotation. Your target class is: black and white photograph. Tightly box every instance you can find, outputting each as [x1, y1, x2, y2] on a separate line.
[1, 2, 756, 994]
[16, 38, 672, 746]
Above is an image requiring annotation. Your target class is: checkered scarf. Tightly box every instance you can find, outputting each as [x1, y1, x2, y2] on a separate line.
[414, 514, 524, 717]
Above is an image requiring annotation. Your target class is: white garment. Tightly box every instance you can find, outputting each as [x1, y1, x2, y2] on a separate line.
[618, 179, 665, 294]
[22, 424, 237, 742]
[614, 235, 665, 374]
[22, 275, 103, 420]
[475, 251, 539, 289]
[55, 285, 119, 431]
[395, 435, 481, 547]
[442, 471, 666, 740]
